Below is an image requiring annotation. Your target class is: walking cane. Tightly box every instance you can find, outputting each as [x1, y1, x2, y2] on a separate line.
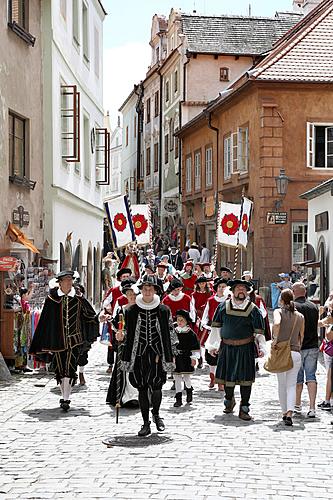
[115, 313, 124, 424]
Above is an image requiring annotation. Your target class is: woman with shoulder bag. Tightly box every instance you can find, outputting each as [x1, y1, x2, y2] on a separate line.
[273, 289, 304, 426]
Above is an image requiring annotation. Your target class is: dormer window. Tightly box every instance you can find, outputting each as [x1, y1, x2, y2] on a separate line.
[220, 67, 230, 82]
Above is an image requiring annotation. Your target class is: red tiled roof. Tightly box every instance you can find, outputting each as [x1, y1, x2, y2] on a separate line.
[251, 0, 333, 82]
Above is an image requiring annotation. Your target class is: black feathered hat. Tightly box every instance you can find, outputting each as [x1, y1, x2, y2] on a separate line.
[117, 267, 132, 280]
[227, 279, 252, 291]
[213, 278, 229, 292]
[175, 309, 192, 324]
[168, 277, 183, 291]
[137, 275, 162, 293]
[55, 270, 74, 282]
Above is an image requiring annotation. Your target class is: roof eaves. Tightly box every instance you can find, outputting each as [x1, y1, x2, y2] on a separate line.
[299, 178, 333, 200]
[118, 88, 138, 112]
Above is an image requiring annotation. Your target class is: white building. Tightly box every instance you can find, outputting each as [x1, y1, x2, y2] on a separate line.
[119, 89, 140, 204]
[103, 113, 122, 199]
[300, 178, 333, 304]
[41, 0, 107, 303]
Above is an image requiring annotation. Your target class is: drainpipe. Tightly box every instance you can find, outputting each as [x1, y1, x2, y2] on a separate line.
[134, 82, 144, 204]
[205, 110, 219, 264]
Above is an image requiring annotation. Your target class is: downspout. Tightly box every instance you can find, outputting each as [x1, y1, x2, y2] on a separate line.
[205, 110, 219, 265]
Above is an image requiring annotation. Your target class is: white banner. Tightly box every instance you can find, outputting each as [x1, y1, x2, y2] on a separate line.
[238, 197, 253, 248]
[104, 195, 135, 249]
[217, 201, 241, 248]
[131, 204, 152, 246]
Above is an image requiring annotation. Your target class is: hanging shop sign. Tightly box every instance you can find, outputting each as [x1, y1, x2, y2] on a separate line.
[266, 212, 287, 225]
[0, 256, 19, 272]
[164, 198, 178, 213]
[12, 205, 30, 228]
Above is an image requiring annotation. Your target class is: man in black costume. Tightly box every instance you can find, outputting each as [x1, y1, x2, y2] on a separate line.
[117, 275, 178, 436]
[29, 270, 99, 411]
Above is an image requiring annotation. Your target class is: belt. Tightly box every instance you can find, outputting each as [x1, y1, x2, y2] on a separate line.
[223, 336, 254, 346]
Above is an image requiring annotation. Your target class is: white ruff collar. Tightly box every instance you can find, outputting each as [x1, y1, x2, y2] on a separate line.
[231, 297, 250, 310]
[58, 287, 76, 297]
[168, 292, 184, 302]
[214, 295, 224, 303]
[176, 326, 190, 333]
[136, 294, 160, 310]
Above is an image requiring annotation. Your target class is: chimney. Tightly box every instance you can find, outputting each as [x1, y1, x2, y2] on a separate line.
[293, 0, 322, 14]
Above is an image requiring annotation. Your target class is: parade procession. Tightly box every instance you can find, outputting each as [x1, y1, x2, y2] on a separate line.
[2, 0, 333, 499]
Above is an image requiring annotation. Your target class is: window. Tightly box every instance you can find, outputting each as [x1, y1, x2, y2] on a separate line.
[82, 1, 89, 62]
[154, 91, 159, 117]
[186, 155, 192, 193]
[9, 112, 26, 178]
[134, 116, 137, 138]
[94, 26, 99, 77]
[72, 0, 79, 45]
[8, 0, 35, 45]
[175, 128, 179, 159]
[61, 85, 80, 162]
[307, 123, 333, 168]
[60, 0, 66, 20]
[220, 67, 229, 82]
[83, 115, 90, 180]
[205, 147, 213, 187]
[125, 126, 129, 147]
[146, 98, 151, 124]
[194, 151, 201, 190]
[174, 70, 178, 93]
[156, 47, 159, 63]
[292, 223, 308, 264]
[169, 119, 174, 151]
[238, 126, 249, 172]
[95, 127, 110, 185]
[146, 147, 151, 176]
[165, 81, 170, 103]
[154, 143, 159, 172]
[224, 135, 232, 180]
[165, 135, 169, 164]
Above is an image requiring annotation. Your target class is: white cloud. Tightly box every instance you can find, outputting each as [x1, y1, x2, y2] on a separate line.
[103, 42, 151, 128]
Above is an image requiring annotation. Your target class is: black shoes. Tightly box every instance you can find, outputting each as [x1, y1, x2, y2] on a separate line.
[138, 421, 151, 437]
[186, 387, 193, 403]
[174, 392, 182, 407]
[60, 399, 71, 411]
[152, 413, 165, 431]
[284, 416, 293, 426]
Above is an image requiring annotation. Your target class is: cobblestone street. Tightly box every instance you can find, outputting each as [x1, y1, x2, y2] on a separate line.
[1, 341, 333, 499]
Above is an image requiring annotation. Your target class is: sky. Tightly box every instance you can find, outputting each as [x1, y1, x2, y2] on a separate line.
[102, 0, 295, 127]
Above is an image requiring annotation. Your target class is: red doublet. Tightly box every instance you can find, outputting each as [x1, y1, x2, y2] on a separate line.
[191, 291, 211, 319]
[104, 285, 122, 314]
[162, 293, 192, 320]
[206, 295, 222, 323]
[118, 295, 129, 308]
[181, 274, 197, 293]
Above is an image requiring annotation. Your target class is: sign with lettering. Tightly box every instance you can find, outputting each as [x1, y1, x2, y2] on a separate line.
[164, 198, 178, 213]
[0, 256, 19, 272]
[266, 212, 287, 224]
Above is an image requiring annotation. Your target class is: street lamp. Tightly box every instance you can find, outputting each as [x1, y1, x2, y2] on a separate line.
[274, 168, 290, 210]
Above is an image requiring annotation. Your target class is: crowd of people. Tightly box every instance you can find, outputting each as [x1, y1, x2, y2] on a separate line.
[27, 241, 333, 435]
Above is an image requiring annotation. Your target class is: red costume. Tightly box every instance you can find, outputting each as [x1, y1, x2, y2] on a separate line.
[180, 274, 197, 294]
[103, 285, 123, 314]
[191, 290, 212, 345]
[162, 292, 193, 321]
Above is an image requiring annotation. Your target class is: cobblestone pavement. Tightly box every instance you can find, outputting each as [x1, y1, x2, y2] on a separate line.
[1, 341, 333, 500]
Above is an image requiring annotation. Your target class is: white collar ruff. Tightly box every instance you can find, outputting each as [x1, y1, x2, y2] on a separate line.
[136, 294, 160, 310]
[231, 297, 250, 310]
[176, 325, 191, 333]
[214, 295, 224, 303]
[168, 292, 184, 301]
[57, 287, 76, 297]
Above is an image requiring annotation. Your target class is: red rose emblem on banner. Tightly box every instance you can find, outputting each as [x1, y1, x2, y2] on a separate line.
[241, 213, 249, 232]
[221, 213, 239, 236]
[132, 213, 148, 237]
[113, 213, 127, 232]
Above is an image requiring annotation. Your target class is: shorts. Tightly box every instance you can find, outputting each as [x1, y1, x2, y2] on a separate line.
[297, 348, 319, 384]
[323, 351, 333, 370]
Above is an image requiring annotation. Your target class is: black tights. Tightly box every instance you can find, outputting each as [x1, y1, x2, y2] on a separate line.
[225, 385, 252, 406]
[138, 388, 162, 422]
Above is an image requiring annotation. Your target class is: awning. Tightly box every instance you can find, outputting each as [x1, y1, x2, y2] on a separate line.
[6, 223, 39, 254]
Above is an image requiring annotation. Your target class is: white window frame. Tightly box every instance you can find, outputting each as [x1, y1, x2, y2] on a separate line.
[237, 126, 249, 173]
[224, 135, 232, 180]
[205, 147, 213, 187]
[307, 122, 333, 169]
[194, 151, 201, 190]
[292, 222, 308, 264]
[186, 156, 192, 193]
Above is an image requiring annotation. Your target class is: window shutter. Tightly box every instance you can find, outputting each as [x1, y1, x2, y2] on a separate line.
[95, 127, 110, 185]
[61, 85, 81, 162]
[325, 126, 333, 168]
[232, 132, 238, 173]
[307, 122, 315, 168]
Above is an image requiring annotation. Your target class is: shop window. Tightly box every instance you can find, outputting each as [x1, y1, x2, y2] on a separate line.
[186, 155, 192, 193]
[194, 151, 201, 190]
[292, 222, 308, 264]
[61, 84, 81, 162]
[205, 147, 212, 187]
[307, 123, 333, 168]
[95, 127, 110, 185]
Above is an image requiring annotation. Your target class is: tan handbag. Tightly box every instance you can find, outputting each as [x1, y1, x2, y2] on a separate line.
[264, 313, 298, 373]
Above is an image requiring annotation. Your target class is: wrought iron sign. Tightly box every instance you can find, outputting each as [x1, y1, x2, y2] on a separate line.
[12, 205, 30, 228]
